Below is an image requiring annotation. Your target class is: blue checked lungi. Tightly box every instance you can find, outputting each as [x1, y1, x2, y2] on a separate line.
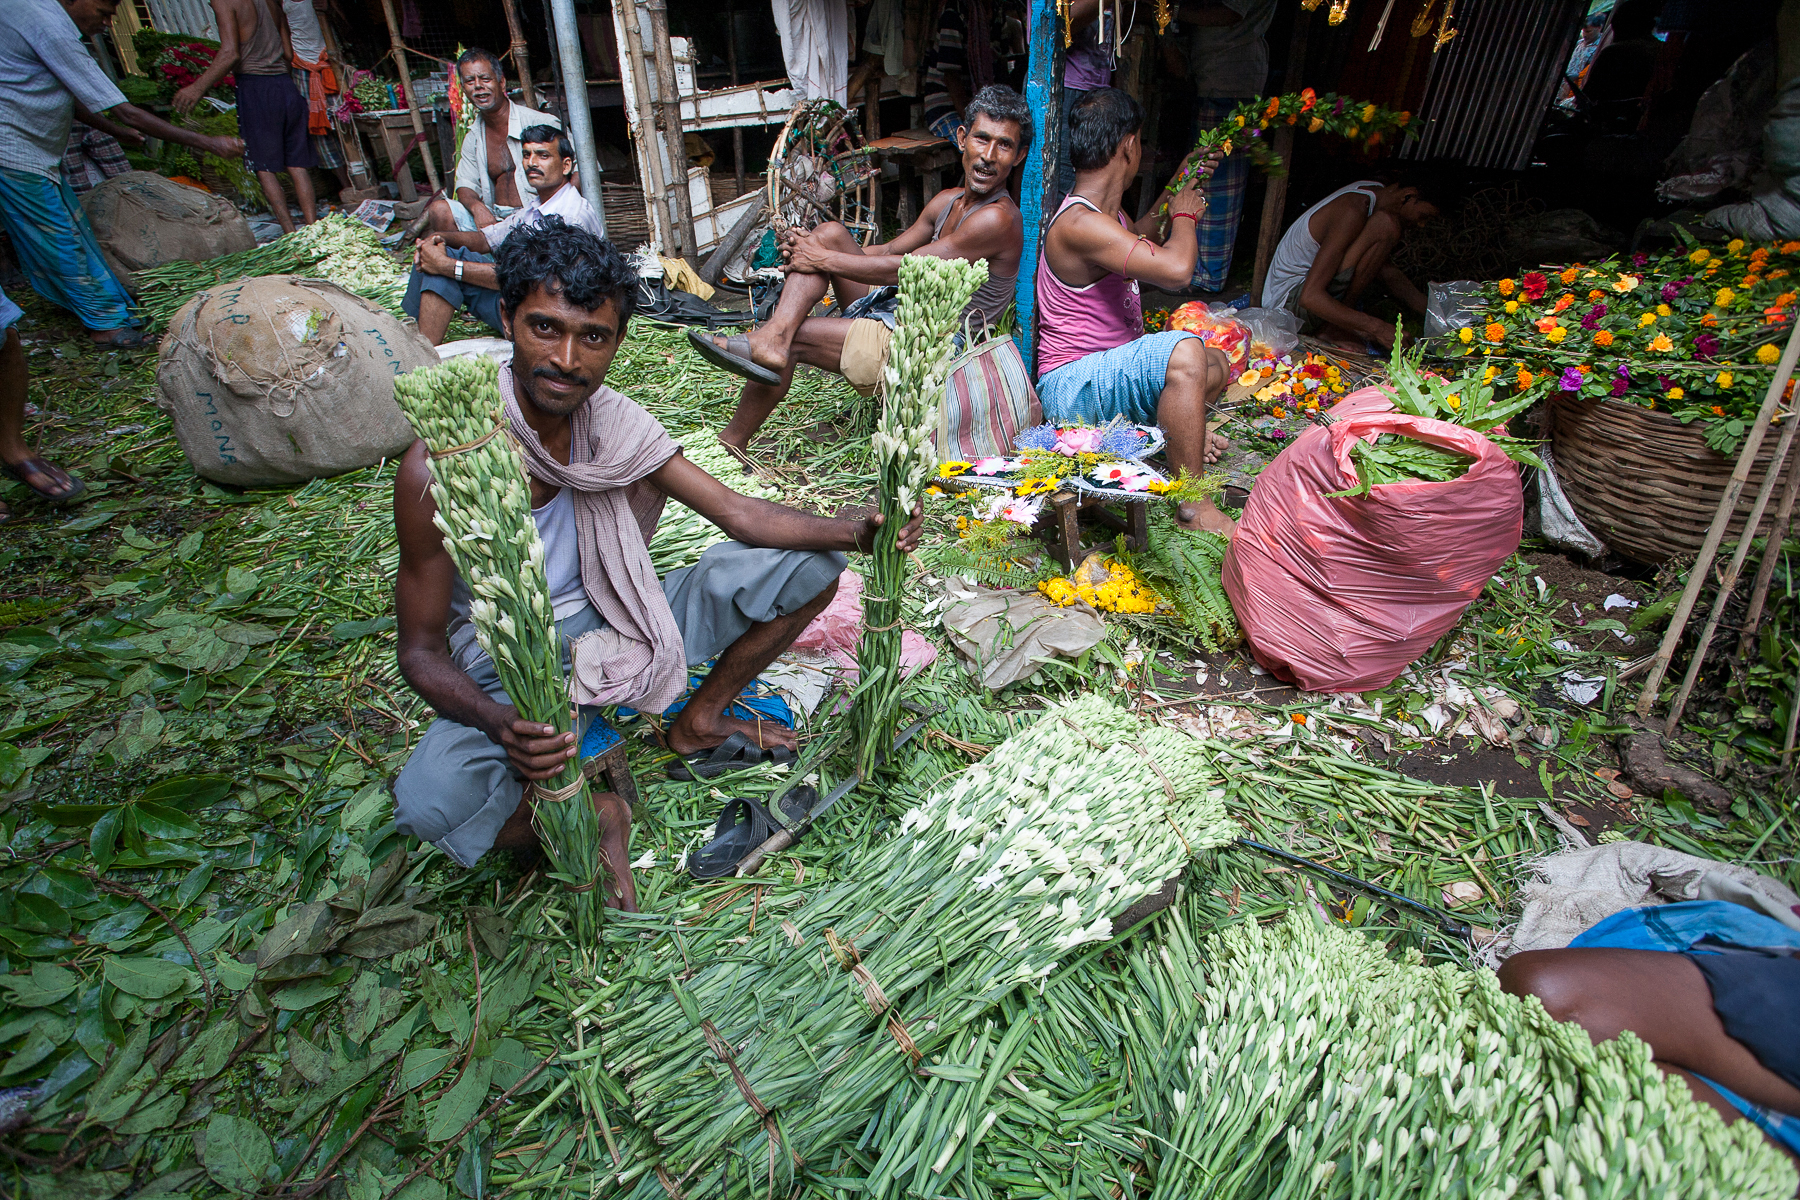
[1036, 330, 1198, 425]
[0, 167, 135, 332]
[0, 287, 21, 333]
[1189, 98, 1254, 293]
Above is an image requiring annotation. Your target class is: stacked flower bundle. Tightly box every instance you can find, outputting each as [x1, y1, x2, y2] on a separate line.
[592, 695, 1237, 1198]
[1144, 914, 1798, 1200]
[1449, 239, 1797, 454]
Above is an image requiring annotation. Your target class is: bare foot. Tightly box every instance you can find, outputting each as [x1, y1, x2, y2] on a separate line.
[595, 792, 638, 912]
[1177, 498, 1237, 537]
[666, 711, 798, 757]
[1203, 433, 1231, 465]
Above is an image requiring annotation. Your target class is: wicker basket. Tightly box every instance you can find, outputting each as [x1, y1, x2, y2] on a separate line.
[1549, 393, 1794, 565]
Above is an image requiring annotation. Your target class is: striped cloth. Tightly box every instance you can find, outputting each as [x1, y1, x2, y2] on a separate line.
[0, 165, 133, 330]
[61, 127, 131, 195]
[1189, 97, 1254, 292]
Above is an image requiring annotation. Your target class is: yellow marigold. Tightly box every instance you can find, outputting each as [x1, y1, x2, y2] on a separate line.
[1484, 322, 1506, 343]
[1689, 248, 1712, 264]
[1546, 326, 1568, 344]
[1496, 278, 1516, 296]
[1481, 365, 1498, 384]
[1308, 116, 1324, 133]
[1517, 368, 1536, 388]
[1716, 371, 1734, 388]
[1649, 334, 1674, 352]
[1666, 386, 1685, 400]
[1716, 288, 1736, 306]
[1504, 300, 1519, 314]
[1593, 330, 1614, 347]
[1444, 394, 1462, 410]
[1728, 238, 1746, 253]
[1361, 103, 1377, 122]
[1758, 343, 1782, 364]
[1639, 312, 1657, 327]
[1656, 303, 1672, 317]
[1559, 267, 1578, 284]
[1588, 289, 1604, 301]
[1457, 327, 1473, 344]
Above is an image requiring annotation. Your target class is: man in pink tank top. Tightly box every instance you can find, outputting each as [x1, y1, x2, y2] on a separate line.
[1037, 87, 1235, 536]
[687, 85, 1031, 460]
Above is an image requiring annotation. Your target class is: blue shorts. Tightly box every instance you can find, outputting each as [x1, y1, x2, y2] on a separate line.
[402, 246, 504, 332]
[1037, 330, 1198, 426]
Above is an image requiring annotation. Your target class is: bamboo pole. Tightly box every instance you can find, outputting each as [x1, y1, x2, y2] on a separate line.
[1636, 317, 1800, 717]
[1735, 431, 1800, 663]
[1662, 411, 1799, 735]
[376, 0, 441, 194]
[615, 0, 673, 250]
[499, 0, 540, 111]
[644, 0, 697, 260]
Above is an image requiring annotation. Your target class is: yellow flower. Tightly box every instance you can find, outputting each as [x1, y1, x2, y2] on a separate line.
[1504, 300, 1519, 314]
[939, 461, 972, 477]
[1758, 343, 1782, 364]
[1716, 371, 1734, 388]
[1639, 312, 1656, 327]
[1015, 476, 1058, 496]
[1656, 303, 1672, 317]
[1308, 116, 1324, 133]
[1614, 274, 1640, 292]
[1444, 394, 1462, 410]
[1480, 365, 1498, 384]
[1361, 103, 1377, 122]
[1715, 288, 1736, 306]
[1546, 326, 1567, 344]
[1649, 334, 1674, 352]
[1458, 327, 1474, 344]
[1728, 238, 1746, 253]
[1666, 387, 1685, 400]
[1689, 248, 1711, 264]
[1238, 368, 1264, 386]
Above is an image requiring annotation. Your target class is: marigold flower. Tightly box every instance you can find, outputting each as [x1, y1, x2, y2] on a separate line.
[1546, 326, 1568, 344]
[1758, 343, 1782, 364]
[1778, 292, 1798, 307]
[1559, 268, 1578, 284]
[1613, 274, 1640, 292]
[1728, 238, 1746, 253]
[1639, 312, 1657, 327]
[1593, 330, 1614, 347]
[1484, 322, 1506, 343]
[1588, 289, 1604, 301]
[1291, 712, 1308, 725]
[1710, 405, 1725, 415]
[1457, 327, 1473, 344]
[1505, 300, 1519, 314]
[1553, 294, 1574, 312]
[1744, 275, 1763, 288]
[1517, 368, 1536, 388]
[1666, 386, 1684, 400]
[1496, 278, 1516, 296]
[1649, 334, 1674, 352]
[1689, 248, 1712, 264]
[1397, 111, 1411, 126]
[1716, 288, 1736, 306]
[1716, 371, 1733, 388]
[1783, 241, 1800, 254]
[1264, 96, 1281, 119]
[1700, 313, 1718, 327]
[1271, 406, 1286, 419]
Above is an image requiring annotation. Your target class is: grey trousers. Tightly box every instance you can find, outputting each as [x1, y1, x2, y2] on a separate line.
[393, 541, 845, 866]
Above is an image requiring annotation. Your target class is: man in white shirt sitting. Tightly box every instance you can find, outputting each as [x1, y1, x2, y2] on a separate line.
[404, 126, 605, 344]
[427, 48, 559, 234]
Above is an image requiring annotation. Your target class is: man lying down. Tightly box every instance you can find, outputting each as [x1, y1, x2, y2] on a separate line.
[390, 218, 922, 909]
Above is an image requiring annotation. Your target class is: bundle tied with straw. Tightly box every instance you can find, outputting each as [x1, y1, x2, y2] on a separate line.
[856, 254, 988, 773]
[391, 356, 605, 942]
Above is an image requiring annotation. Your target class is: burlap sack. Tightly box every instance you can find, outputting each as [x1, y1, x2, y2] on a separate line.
[80, 172, 255, 295]
[155, 275, 435, 487]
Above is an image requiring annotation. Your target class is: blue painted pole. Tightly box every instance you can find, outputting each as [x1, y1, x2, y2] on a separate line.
[1015, 0, 1063, 369]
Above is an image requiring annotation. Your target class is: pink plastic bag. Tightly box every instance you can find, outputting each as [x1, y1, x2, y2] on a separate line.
[792, 570, 938, 684]
[1221, 387, 1523, 693]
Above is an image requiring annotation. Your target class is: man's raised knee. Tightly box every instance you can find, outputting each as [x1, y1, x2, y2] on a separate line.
[1497, 950, 1585, 1023]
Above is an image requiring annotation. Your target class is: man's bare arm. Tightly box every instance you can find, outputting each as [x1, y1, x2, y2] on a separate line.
[415, 235, 499, 288]
[77, 97, 243, 160]
[781, 194, 950, 284]
[393, 443, 577, 778]
[1298, 203, 1392, 345]
[1381, 264, 1427, 314]
[73, 106, 142, 146]
[651, 454, 923, 553]
[172, 0, 242, 114]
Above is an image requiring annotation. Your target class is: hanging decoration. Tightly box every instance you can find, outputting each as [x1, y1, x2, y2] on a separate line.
[1156, 0, 1173, 35]
[1410, 0, 1436, 37]
[1434, 0, 1459, 50]
[1328, 0, 1352, 25]
[1300, 0, 1324, 10]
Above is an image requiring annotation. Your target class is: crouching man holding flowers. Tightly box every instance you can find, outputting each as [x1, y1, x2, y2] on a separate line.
[390, 219, 922, 908]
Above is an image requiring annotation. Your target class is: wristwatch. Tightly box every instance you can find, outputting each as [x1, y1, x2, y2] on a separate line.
[454, 259, 465, 282]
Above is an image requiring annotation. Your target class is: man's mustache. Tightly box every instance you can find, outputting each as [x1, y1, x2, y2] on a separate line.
[533, 365, 589, 388]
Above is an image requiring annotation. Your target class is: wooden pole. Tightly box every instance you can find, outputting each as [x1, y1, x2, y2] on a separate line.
[1662, 412, 1799, 735]
[1735, 428, 1800, 664]
[1636, 317, 1800, 718]
[727, 0, 745, 196]
[377, 0, 441, 194]
[615, 0, 674, 251]
[644, 0, 697, 260]
[1251, 11, 1311, 304]
[500, 0, 540, 111]
[317, 8, 372, 190]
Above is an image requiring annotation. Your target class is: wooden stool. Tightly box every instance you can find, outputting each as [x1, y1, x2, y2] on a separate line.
[1043, 489, 1150, 571]
[578, 715, 640, 810]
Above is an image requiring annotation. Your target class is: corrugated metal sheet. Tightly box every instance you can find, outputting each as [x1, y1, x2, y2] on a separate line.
[144, 0, 218, 39]
[1403, 0, 1584, 170]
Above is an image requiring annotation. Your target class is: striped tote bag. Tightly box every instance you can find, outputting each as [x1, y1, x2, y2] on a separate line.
[934, 333, 1042, 460]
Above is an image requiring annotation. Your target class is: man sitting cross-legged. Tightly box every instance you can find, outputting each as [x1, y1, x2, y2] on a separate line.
[1036, 87, 1234, 535]
[688, 84, 1031, 458]
[391, 219, 923, 909]
[402, 125, 603, 345]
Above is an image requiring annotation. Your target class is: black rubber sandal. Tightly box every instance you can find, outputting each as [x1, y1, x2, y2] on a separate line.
[665, 730, 796, 781]
[688, 796, 781, 878]
[1, 458, 85, 506]
[686, 327, 781, 386]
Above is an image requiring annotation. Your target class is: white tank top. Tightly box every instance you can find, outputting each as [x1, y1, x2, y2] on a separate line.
[1260, 180, 1382, 312]
[532, 487, 589, 620]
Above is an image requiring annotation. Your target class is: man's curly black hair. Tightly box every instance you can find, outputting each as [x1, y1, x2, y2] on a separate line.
[493, 216, 639, 325]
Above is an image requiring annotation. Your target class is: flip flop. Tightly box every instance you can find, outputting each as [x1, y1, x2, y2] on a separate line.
[665, 730, 796, 781]
[88, 328, 146, 350]
[1, 459, 85, 506]
[688, 795, 781, 878]
[686, 327, 781, 386]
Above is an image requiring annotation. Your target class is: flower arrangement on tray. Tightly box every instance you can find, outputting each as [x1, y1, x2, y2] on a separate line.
[1445, 238, 1797, 455]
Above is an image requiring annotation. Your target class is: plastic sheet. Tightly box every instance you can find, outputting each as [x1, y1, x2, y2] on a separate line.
[1167, 301, 1250, 363]
[1222, 387, 1524, 693]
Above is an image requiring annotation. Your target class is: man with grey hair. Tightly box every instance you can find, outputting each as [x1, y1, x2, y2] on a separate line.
[689, 84, 1031, 458]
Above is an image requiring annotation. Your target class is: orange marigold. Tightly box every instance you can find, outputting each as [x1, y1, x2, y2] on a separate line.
[1496, 278, 1516, 296]
[1553, 294, 1574, 312]
[1484, 322, 1506, 343]
[1588, 289, 1604, 301]
[1650, 333, 1675, 352]
[1559, 267, 1578, 284]
[1593, 330, 1614, 347]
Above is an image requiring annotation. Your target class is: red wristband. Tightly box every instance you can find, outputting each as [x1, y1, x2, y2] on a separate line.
[1173, 212, 1199, 222]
